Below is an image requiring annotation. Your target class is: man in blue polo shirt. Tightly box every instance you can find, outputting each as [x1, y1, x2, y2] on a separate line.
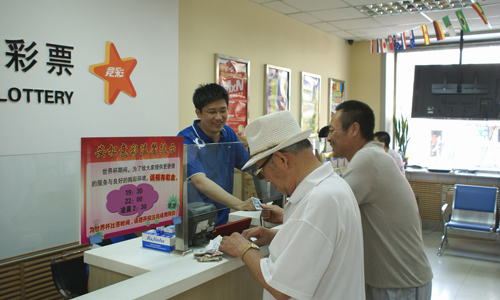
[178, 83, 254, 226]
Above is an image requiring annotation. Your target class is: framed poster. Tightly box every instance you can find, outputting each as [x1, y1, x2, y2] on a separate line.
[215, 54, 250, 136]
[80, 136, 183, 244]
[265, 64, 291, 114]
[301, 72, 321, 134]
[328, 78, 345, 119]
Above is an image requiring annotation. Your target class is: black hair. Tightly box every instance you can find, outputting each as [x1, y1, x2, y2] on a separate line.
[374, 131, 390, 147]
[335, 100, 375, 141]
[318, 126, 330, 138]
[192, 83, 229, 111]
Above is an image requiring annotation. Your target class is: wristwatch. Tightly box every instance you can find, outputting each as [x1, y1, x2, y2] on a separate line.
[240, 242, 259, 260]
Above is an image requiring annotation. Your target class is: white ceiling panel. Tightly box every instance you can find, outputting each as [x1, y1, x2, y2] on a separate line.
[251, 0, 500, 41]
[329, 17, 384, 30]
[375, 13, 430, 26]
[283, 0, 348, 11]
[347, 26, 394, 37]
[308, 7, 366, 21]
[342, 0, 390, 5]
[262, 1, 300, 14]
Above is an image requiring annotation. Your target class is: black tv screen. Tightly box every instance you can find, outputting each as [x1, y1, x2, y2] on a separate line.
[411, 64, 500, 120]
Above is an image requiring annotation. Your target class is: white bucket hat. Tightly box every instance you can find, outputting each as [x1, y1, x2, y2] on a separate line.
[242, 110, 312, 170]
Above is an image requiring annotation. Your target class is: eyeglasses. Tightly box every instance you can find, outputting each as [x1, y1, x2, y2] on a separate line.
[202, 109, 228, 116]
[253, 154, 273, 180]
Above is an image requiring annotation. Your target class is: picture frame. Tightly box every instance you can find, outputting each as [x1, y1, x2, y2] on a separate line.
[265, 64, 291, 114]
[215, 53, 250, 136]
[300, 72, 321, 134]
[328, 78, 345, 119]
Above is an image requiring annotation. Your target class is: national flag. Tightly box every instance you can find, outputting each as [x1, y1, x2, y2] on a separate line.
[472, 2, 488, 25]
[382, 38, 388, 53]
[442, 15, 456, 37]
[377, 39, 381, 53]
[388, 35, 394, 50]
[422, 25, 430, 45]
[370, 39, 374, 53]
[456, 10, 470, 33]
[433, 20, 445, 41]
[409, 30, 416, 48]
[393, 35, 401, 51]
[400, 32, 407, 50]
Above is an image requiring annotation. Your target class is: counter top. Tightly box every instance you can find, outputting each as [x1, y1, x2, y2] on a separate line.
[80, 212, 271, 300]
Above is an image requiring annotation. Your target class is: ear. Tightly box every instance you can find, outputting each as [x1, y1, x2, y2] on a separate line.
[350, 122, 361, 137]
[195, 109, 202, 119]
[272, 152, 290, 170]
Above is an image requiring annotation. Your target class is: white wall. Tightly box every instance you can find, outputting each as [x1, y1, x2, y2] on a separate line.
[0, 0, 179, 156]
[0, 0, 179, 260]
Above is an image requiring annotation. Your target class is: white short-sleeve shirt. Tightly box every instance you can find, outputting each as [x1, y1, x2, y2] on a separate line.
[260, 163, 364, 300]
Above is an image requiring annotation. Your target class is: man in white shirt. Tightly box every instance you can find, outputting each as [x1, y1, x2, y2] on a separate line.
[219, 111, 365, 300]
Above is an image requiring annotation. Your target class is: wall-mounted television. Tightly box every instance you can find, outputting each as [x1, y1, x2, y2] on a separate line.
[411, 64, 500, 120]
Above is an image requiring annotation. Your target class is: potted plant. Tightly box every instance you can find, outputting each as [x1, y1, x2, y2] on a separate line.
[393, 114, 410, 162]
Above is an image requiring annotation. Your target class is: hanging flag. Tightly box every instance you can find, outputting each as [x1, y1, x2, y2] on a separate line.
[422, 25, 430, 45]
[370, 39, 374, 53]
[388, 35, 394, 50]
[382, 38, 388, 53]
[442, 15, 456, 37]
[433, 20, 445, 41]
[393, 35, 401, 51]
[409, 30, 416, 48]
[456, 10, 470, 33]
[400, 32, 407, 50]
[377, 39, 381, 53]
[472, 2, 488, 24]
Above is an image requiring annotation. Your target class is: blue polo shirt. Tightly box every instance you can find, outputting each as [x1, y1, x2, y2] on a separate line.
[178, 120, 250, 225]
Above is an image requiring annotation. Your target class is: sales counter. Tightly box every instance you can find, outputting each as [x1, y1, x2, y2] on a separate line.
[80, 211, 270, 300]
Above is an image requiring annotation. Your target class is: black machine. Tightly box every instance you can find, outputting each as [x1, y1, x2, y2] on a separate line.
[186, 202, 218, 246]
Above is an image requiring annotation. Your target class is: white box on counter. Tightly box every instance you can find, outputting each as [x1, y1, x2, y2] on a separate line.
[142, 229, 175, 252]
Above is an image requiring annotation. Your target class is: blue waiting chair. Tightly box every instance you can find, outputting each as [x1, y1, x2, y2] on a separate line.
[438, 184, 499, 255]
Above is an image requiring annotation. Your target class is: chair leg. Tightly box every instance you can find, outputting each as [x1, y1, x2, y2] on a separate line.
[438, 225, 448, 256]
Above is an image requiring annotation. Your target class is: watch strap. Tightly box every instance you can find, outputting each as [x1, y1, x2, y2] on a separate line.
[239, 242, 258, 260]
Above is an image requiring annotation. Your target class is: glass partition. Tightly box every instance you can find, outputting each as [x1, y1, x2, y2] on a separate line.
[0, 151, 80, 261]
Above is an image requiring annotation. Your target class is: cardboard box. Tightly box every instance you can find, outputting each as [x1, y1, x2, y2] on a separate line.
[142, 229, 175, 252]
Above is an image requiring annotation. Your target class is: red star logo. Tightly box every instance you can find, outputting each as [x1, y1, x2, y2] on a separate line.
[89, 42, 137, 105]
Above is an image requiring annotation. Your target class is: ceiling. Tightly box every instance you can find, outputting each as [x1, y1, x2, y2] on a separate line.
[249, 0, 500, 43]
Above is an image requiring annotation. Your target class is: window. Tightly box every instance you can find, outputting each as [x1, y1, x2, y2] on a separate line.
[395, 44, 500, 171]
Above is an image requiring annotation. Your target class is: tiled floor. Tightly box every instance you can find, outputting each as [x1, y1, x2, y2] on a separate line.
[421, 223, 500, 300]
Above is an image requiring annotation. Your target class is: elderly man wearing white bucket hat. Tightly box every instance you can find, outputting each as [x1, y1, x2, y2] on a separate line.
[219, 110, 365, 300]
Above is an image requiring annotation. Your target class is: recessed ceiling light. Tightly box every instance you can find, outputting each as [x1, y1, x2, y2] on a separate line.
[354, 0, 474, 17]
